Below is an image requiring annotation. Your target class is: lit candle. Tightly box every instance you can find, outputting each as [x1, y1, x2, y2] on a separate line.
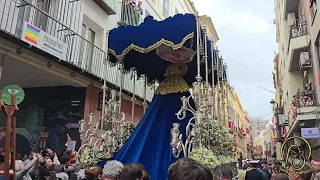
[107, 132, 113, 144]
[111, 90, 117, 101]
[120, 125, 125, 135]
[89, 136, 95, 145]
[209, 96, 214, 106]
[171, 129, 177, 144]
[89, 113, 93, 124]
[113, 103, 118, 112]
[171, 123, 180, 144]
[196, 112, 201, 124]
[79, 119, 84, 131]
[193, 82, 199, 95]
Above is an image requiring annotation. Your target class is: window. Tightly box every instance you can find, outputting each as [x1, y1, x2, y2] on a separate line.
[86, 28, 95, 71]
[79, 24, 86, 66]
[310, 0, 317, 23]
[79, 25, 95, 71]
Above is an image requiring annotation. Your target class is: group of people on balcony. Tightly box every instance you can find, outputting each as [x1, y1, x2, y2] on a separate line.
[291, 83, 314, 118]
[128, 0, 143, 16]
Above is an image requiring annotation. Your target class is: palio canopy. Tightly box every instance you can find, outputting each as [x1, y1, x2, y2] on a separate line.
[108, 14, 218, 85]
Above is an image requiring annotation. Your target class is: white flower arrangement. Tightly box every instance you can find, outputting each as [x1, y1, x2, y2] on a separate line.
[190, 146, 236, 169]
[119, 122, 136, 144]
[80, 147, 109, 165]
[190, 118, 236, 169]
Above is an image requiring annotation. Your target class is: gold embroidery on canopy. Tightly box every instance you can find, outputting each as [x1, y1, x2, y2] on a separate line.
[108, 32, 194, 62]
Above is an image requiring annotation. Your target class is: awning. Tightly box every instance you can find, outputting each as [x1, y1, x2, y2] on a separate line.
[108, 14, 219, 85]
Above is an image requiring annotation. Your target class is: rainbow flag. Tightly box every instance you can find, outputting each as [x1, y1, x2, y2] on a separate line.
[25, 24, 40, 45]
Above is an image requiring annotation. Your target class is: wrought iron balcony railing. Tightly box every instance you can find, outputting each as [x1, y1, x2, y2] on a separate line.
[0, 0, 153, 101]
[0, 0, 106, 79]
[120, 1, 143, 26]
[287, 21, 308, 53]
[291, 85, 316, 120]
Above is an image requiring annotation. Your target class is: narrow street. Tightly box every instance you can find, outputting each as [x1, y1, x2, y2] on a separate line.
[0, 0, 319, 180]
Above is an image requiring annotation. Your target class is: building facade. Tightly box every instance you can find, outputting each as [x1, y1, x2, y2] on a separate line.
[250, 118, 269, 138]
[274, 0, 320, 160]
[0, 0, 206, 155]
[227, 85, 252, 159]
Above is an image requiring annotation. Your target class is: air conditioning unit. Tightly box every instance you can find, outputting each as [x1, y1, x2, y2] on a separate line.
[300, 52, 312, 70]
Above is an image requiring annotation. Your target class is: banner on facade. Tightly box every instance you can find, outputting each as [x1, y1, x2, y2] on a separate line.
[21, 22, 67, 61]
[301, 128, 320, 139]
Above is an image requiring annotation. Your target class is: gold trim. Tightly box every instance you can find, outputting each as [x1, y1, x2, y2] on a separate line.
[155, 75, 189, 95]
[109, 32, 194, 62]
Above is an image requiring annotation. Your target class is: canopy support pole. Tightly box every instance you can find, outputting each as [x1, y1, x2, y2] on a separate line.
[195, 12, 202, 82]
[203, 26, 208, 84]
[143, 75, 147, 114]
[211, 41, 215, 119]
[131, 70, 136, 123]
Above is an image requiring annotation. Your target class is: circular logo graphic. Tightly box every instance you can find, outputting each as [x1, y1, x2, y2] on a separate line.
[1, 84, 25, 105]
[280, 136, 311, 172]
[308, 130, 312, 133]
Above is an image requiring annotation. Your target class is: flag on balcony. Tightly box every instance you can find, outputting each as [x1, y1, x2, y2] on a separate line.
[107, 14, 217, 86]
[271, 129, 276, 139]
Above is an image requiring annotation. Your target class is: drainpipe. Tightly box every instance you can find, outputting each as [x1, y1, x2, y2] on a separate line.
[0, 53, 5, 81]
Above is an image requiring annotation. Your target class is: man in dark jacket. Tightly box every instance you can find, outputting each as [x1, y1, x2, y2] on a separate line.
[261, 161, 271, 180]
[239, 160, 268, 180]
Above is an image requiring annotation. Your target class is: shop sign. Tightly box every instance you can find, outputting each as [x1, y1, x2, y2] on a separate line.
[21, 22, 67, 61]
[1, 84, 25, 105]
[301, 128, 320, 139]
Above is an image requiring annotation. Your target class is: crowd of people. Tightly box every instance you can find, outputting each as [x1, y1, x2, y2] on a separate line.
[237, 159, 320, 180]
[3, 144, 320, 180]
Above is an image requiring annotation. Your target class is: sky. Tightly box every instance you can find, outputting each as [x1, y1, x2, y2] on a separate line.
[193, 0, 278, 121]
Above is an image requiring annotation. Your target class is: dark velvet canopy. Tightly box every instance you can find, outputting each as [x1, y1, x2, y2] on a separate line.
[108, 13, 217, 85]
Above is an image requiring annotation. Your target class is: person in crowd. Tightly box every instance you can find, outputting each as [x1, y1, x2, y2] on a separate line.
[221, 167, 233, 180]
[288, 163, 312, 180]
[83, 166, 103, 180]
[40, 156, 68, 180]
[262, 161, 271, 180]
[135, 1, 143, 15]
[102, 160, 124, 180]
[274, 173, 289, 180]
[167, 158, 213, 180]
[93, 166, 103, 179]
[15, 153, 39, 180]
[239, 160, 268, 180]
[16, 153, 23, 160]
[68, 150, 77, 166]
[120, 163, 144, 180]
[142, 170, 150, 180]
[128, 0, 136, 8]
[23, 151, 34, 166]
[42, 148, 61, 164]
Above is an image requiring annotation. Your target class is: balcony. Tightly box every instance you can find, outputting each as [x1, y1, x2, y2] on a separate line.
[287, 21, 309, 71]
[93, 0, 117, 15]
[0, 0, 153, 101]
[287, 84, 319, 137]
[284, 0, 300, 19]
[120, 1, 143, 26]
